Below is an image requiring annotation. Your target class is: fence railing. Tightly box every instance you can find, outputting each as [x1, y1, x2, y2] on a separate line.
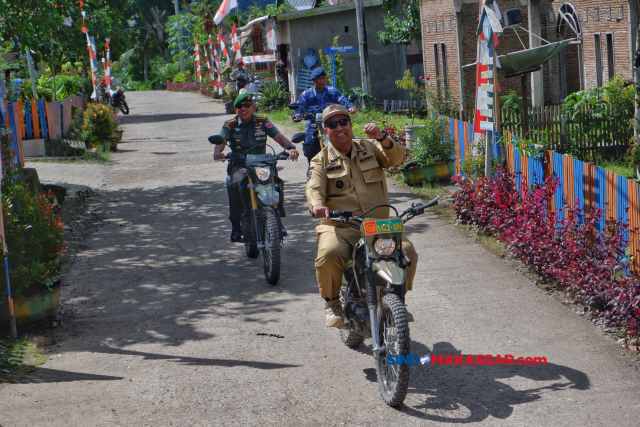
[3, 95, 85, 166]
[501, 105, 633, 159]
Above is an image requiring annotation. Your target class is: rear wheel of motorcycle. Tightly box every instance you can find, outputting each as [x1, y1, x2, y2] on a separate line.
[376, 293, 410, 407]
[262, 208, 281, 285]
[340, 329, 364, 348]
[119, 99, 129, 115]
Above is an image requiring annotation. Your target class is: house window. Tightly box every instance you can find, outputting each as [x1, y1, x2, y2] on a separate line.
[618, 6, 623, 20]
[344, 26, 349, 33]
[583, 8, 588, 22]
[426, 21, 430, 34]
[448, 18, 452, 31]
[441, 19, 445, 32]
[606, 33, 615, 81]
[433, 43, 441, 96]
[441, 43, 449, 91]
[433, 20, 437, 33]
[549, 9, 554, 22]
[606, 6, 611, 20]
[594, 33, 603, 87]
[595, 7, 599, 21]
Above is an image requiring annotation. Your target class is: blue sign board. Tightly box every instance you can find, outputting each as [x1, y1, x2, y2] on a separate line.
[325, 46, 356, 53]
[324, 46, 356, 87]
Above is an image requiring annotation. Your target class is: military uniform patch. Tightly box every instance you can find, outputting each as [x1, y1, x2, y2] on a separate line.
[359, 155, 374, 163]
[266, 122, 273, 128]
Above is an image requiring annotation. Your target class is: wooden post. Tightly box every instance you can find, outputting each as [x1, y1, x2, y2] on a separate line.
[355, 0, 371, 108]
[521, 73, 529, 140]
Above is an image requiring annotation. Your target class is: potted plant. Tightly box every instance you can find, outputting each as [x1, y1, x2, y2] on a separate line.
[0, 134, 66, 327]
[400, 115, 455, 183]
[81, 103, 118, 150]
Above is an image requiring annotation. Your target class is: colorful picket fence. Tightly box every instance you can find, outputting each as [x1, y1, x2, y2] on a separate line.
[505, 145, 640, 268]
[3, 95, 85, 166]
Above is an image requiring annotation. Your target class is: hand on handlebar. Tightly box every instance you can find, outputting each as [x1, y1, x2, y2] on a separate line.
[287, 148, 299, 161]
[292, 114, 301, 122]
[312, 205, 330, 220]
[214, 152, 226, 161]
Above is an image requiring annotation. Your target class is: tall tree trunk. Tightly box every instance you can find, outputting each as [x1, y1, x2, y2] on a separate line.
[143, 48, 148, 84]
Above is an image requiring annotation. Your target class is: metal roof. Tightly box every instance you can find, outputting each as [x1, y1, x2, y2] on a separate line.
[288, 0, 315, 11]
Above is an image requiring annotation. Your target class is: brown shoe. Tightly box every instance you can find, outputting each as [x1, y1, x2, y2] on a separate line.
[325, 300, 344, 327]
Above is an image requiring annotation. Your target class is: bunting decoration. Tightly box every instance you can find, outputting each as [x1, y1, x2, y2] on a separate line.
[194, 39, 202, 82]
[214, 38, 223, 95]
[208, 35, 217, 87]
[232, 23, 241, 60]
[218, 30, 230, 68]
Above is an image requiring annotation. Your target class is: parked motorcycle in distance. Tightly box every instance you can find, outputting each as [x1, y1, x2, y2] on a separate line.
[328, 197, 439, 406]
[110, 86, 129, 115]
[235, 74, 265, 100]
[209, 135, 302, 284]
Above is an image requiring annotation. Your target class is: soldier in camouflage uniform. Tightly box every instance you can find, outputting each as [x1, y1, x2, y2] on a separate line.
[215, 92, 299, 242]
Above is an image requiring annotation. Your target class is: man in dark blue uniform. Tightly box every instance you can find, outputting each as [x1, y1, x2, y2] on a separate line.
[292, 67, 356, 162]
[216, 92, 299, 241]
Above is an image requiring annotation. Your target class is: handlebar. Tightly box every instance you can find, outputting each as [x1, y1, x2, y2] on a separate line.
[321, 198, 440, 223]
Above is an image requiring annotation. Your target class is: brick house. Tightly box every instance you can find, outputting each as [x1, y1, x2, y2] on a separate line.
[419, 0, 640, 112]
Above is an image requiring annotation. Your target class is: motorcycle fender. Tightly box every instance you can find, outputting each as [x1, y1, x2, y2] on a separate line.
[372, 260, 406, 285]
[255, 183, 279, 206]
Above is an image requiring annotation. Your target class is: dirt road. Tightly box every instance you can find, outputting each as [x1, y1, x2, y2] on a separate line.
[2, 91, 640, 426]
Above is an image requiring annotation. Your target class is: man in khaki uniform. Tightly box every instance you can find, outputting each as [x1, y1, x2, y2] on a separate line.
[306, 104, 418, 327]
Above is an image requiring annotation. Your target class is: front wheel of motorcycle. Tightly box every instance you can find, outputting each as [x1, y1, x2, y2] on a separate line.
[376, 293, 410, 407]
[119, 99, 129, 115]
[262, 208, 281, 285]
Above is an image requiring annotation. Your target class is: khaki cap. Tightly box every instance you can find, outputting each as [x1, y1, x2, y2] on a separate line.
[322, 104, 350, 124]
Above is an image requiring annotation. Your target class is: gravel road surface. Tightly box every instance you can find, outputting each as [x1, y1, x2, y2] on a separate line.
[2, 91, 640, 426]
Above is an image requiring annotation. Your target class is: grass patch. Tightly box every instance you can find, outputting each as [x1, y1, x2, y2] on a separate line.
[386, 171, 453, 219]
[264, 109, 305, 131]
[0, 337, 50, 387]
[36, 145, 112, 164]
[595, 156, 634, 179]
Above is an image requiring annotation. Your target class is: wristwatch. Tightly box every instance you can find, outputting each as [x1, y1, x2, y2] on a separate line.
[376, 131, 388, 142]
[286, 144, 297, 150]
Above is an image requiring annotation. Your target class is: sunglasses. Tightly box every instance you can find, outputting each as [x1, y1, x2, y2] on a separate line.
[236, 102, 253, 109]
[325, 118, 351, 129]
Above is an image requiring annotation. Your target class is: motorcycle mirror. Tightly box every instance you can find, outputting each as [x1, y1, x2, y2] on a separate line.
[291, 132, 306, 144]
[348, 94, 358, 103]
[208, 135, 226, 145]
[288, 103, 299, 110]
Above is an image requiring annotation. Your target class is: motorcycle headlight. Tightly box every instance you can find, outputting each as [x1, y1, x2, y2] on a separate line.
[374, 238, 396, 256]
[254, 167, 271, 182]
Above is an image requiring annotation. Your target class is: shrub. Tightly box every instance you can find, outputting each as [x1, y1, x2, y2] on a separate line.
[411, 115, 454, 165]
[81, 103, 117, 141]
[0, 134, 66, 301]
[460, 135, 497, 179]
[452, 168, 640, 338]
[258, 81, 290, 111]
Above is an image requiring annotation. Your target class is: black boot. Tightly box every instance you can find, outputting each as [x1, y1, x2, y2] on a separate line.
[281, 224, 287, 236]
[230, 224, 242, 242]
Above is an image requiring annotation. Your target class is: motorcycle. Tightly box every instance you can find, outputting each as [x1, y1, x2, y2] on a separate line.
[288, 94, 357, 154]
[327, 197, 439, 406]
[110, 86, 129, 115]
[209, 134, 304, 284]
[235, 74, 264, 99]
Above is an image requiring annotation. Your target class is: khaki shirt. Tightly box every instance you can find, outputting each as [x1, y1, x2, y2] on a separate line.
[306, 137, 405, 223]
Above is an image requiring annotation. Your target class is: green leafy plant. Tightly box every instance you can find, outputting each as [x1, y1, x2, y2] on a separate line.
[411, 115, 454, 165]
[378, 0, 421, 45]
[0, 134, 66, 301]
[81, 103, 118, 141]
[628, 145, 640, 167]
[258, 81, 290, 111]
[422, 77, 459, 118]
[460, 135, 497, 179]
[395, 69, 419, 124]
[319, 36, 346, 93]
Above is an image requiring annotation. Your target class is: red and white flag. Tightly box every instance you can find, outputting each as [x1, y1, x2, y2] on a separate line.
[213, 0, 238, 25]
[232, 23, 242, 60]
[218, 30, 230, 68]
[194, 39, 202, 82]
[105, 39, 111, 91]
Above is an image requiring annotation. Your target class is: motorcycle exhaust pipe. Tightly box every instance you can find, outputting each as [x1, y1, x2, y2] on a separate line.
[366, 264, 384, 359]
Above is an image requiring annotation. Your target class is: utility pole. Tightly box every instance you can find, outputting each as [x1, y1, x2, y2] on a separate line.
[355, 0, 371, 107]
[173, 0, 185, 73]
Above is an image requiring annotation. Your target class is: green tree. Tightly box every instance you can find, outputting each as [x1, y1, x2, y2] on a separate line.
[378, 0, 421, 46]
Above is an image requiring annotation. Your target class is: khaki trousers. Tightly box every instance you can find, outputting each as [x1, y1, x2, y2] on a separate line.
[315, 225, 418, 300]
